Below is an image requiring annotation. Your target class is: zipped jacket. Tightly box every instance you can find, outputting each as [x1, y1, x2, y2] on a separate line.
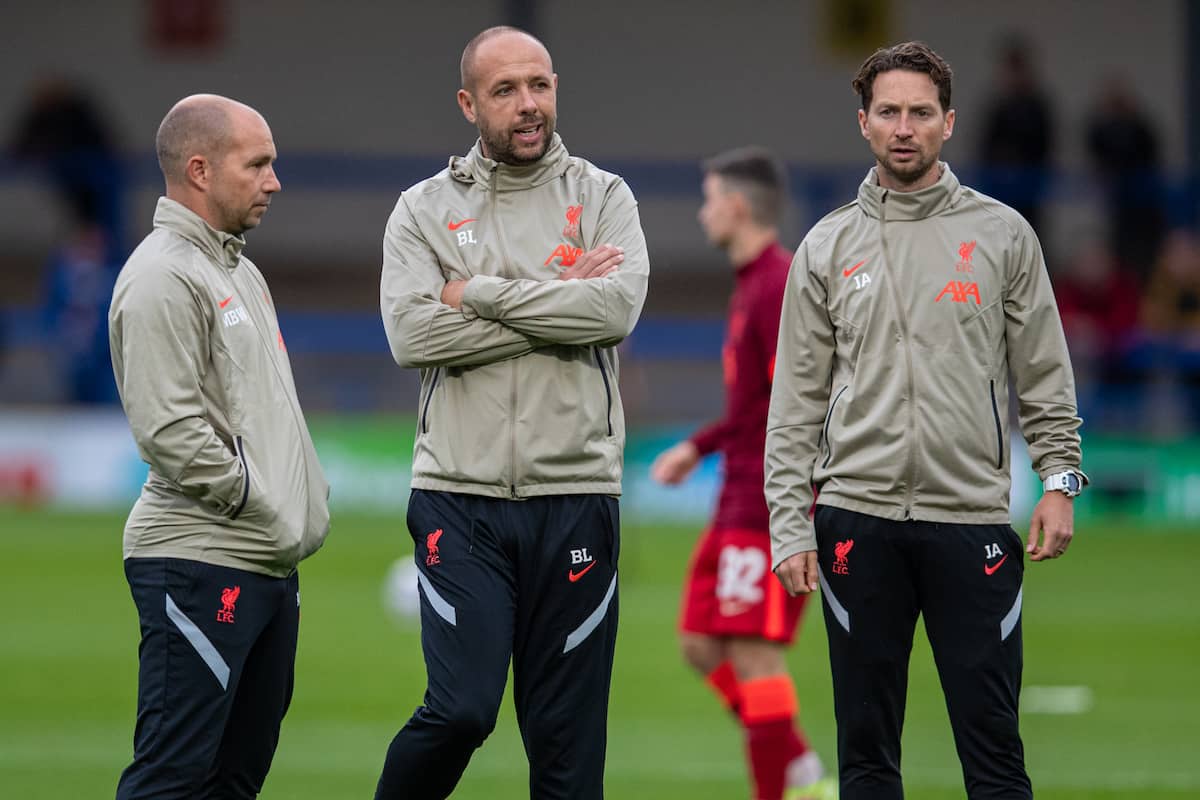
[765, 165, 1083, 568]
[109, 198, 330, 577]
[381, 135, 649, 498]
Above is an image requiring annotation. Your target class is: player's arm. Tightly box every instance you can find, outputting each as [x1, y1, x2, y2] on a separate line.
[765, 241, 834, 593]
[650, 411, 735, 485]
[1003, 219, 1086, 560]
[458, 180, 649, 346]
[381, 195, 543, 368]
[109, 267, 245, 515]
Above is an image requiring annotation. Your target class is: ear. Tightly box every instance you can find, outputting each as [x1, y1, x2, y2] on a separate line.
[730, 190, 752, 222]
[184, 155, 210, 191]
[457, 89, 477, 124]
[858, 108, 869, 139]
[943, 108, 956, 142]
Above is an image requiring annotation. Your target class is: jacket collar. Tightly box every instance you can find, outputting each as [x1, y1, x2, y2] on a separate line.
[449, 133, 570, 191]
[153, 197, 246, 269]
[857, 162, 962, 221]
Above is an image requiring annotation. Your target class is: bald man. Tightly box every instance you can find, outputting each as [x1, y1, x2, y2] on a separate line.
[108, 94, 330, 799]
[377, 26, 649, 800]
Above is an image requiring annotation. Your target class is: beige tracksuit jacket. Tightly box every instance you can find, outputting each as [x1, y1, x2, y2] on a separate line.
[109, 198, 330, 578]
[380, 135, 649, 498]
[766, 164, 1083, 568]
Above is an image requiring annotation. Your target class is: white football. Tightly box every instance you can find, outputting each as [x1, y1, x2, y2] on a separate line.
[382, 558, 422, 624]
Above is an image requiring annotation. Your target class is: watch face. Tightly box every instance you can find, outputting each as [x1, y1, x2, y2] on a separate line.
[1066, 473, 1081, 493]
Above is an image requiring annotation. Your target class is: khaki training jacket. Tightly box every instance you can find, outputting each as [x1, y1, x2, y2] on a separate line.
[109, 198, 330, 577]
[765, 165, 1083, 568]
[381, 135, 649, 498]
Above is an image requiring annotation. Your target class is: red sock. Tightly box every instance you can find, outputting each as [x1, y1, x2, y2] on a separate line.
[739, 675, 809, 800]
[705, 661, 742, 715]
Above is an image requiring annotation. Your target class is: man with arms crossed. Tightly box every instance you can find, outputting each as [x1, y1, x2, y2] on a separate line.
[109, 94, 330, 798]
[765, 42, 1086, 799]
[652, 147, 834, 800]
[376, 26, 648, 800]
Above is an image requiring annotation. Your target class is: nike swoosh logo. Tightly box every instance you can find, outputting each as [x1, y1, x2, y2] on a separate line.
[447, 218, 477, 231]
[568, 561, 597, 582]
[984, 554, 1009, 575]
[843, 260, 866, 277]
[218, 295, 234, 309]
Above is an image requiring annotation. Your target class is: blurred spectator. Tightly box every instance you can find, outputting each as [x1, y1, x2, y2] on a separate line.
[8, 76, 125, 406]
[41, 195, 121, 405]
[1053, 236, 1141, 427]
[1056, 237, 1140, 367]
[1133, 228, 1200, 431]
[1141, 228, 1200, 339]
[1085, 77, 1166, 282]
[978, 36, 1054, 242]
[7, 75, 125, 258]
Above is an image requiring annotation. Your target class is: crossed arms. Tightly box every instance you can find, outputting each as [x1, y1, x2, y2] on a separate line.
[380, 181, 649, 369]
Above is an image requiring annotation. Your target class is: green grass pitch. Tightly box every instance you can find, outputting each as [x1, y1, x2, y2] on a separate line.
[2, 507, 1197, 798]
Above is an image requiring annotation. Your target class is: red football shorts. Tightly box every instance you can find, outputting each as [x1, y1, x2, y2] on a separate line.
[679, 527, 809, 643]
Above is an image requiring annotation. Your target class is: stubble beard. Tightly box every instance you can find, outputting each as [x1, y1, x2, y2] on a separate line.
[480, 115, 556, 165]
[879, 148, 940, 190]
[213, 197, 265, 236]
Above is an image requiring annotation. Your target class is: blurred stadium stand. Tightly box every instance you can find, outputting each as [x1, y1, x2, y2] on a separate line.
[2, 154, 1196, 435]
[0, 0, 1197, 522]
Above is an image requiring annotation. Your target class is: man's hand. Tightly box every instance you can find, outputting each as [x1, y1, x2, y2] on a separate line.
[650, 441, 700, 485]
[559, 244, 623, 281]
[441, 279, 467, 309]
[1026, 491, 1075, 561]
[774, 550, 819, 596]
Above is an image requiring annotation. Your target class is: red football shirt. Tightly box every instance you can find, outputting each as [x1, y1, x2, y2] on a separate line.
[689, 242, 792, 531]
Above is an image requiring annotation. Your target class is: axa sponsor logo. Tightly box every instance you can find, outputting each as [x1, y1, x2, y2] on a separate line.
[935, 280, 981, 305]
[544, 244, 583, 268]
[216, 585, 240, 624]
[832, 538, 854, 576]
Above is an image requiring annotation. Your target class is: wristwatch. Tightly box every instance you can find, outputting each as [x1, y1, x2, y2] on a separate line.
[1043, 470, 1085, 498]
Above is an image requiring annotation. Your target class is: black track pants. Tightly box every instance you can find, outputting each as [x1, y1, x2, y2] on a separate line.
[814, 505, 1031, 800]
[376, 490, 620, 800]
[117, 558, 300, 800]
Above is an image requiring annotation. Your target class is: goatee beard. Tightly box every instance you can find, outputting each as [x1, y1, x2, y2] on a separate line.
[482, 121, 553, 166]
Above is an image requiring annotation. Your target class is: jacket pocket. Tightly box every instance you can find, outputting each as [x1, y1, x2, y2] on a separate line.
[420, 368, 441, 434]
[989, 379, 1003, 470]
[231, 435, 251, 519]
[822, 385, 849, 468]
[229, 435, 279, 528]
[593, 348, 613, 436]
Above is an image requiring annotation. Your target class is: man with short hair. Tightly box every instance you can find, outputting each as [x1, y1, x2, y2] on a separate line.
[652, 147, 833, 800]
[765, 42, 1087, 799]
[376, 26, 648, 800]
[109, 94, 330, 798]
